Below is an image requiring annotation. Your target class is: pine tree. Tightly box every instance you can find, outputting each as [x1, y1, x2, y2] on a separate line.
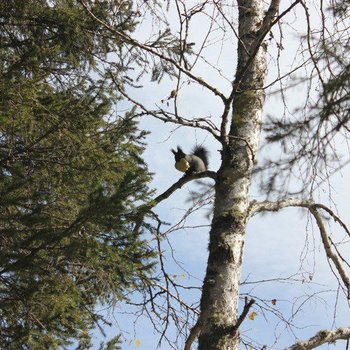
[0, 1, 153, 348]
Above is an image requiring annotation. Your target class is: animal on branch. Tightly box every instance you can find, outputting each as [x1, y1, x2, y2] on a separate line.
[171, 145, 209, 175]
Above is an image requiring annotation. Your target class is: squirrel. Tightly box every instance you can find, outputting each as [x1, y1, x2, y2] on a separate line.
[171, 145, 209, 175]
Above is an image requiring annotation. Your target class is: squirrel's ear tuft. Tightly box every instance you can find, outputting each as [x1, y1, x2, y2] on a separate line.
[177, 146, 182, 152]
[171, 149, 176, 155]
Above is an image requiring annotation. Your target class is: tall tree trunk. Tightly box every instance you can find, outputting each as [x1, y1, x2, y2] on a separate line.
[198, 1, 268, 349]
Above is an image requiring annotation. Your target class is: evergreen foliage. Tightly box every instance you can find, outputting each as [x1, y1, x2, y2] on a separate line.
[0, 1, 153, 348]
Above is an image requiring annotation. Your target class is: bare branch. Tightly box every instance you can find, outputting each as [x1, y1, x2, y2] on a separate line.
[248, 198, 312, 216]
[153, 171, 217, 205]
[184, 319, 201, 350]
[249, 198, 350, 239]
[110, 73, 222, 140]
[309, 207, 350, 298]
[78, 0, 228, 103]
[313, 203, 350, 236]
[248, 198, 350, 297]
[132, 171, 216, 235]
[286, 327, 350, 350]
[152, 282, 200, 317]
[232, 297, 255, 336]
[299, 0, 325, 87]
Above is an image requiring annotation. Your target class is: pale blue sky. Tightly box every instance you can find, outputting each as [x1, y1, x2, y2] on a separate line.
[90, 2, 350, 349]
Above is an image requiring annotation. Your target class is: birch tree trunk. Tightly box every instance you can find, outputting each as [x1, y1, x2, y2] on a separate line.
[198, 1, 269, 349]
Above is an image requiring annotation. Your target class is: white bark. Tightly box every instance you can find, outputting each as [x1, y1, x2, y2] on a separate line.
[197, 1, 275, 349]
[286, 327, 350, 350]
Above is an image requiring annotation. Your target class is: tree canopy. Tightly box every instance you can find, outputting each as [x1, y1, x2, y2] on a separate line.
[0, 1, 154, 348]
[3, 1, 350, 349]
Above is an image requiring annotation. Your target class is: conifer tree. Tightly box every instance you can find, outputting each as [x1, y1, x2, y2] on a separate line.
[0, 1, 153, 348]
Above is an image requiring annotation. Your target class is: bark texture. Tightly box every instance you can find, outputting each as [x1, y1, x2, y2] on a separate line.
[197, 1, 269, 349]
[286, 327, 350, 350]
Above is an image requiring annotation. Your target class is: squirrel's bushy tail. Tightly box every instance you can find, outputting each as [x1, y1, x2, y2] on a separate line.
[192, 146, 209, 169]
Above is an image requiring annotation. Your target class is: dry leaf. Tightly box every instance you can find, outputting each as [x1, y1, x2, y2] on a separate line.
[248, 311, 257, 320]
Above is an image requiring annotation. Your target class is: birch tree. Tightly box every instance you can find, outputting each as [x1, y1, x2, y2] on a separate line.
[80, 1, 350, 349]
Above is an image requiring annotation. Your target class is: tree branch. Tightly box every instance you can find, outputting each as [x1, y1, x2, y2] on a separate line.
[309, 207, 350, 297]
[110, 73, 221, 140]
[78, 0, 228, 103]
[286, 327, 350, 350]
[132, 171, 216, 235]
[153, 171, 216, 205]
[232, 297, 255, 336]
[248, 198, 312, 216]
[184, 298, 255, 350]
[248, 198, 350, 297]
[184, 319, 202, 350]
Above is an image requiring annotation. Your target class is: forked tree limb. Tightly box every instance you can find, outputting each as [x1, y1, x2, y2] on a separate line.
[286, 327, 350, 350]
[184, 298, 255, 350]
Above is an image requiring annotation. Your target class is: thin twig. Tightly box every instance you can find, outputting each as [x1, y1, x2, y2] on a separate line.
[78, 0, 228, 103]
